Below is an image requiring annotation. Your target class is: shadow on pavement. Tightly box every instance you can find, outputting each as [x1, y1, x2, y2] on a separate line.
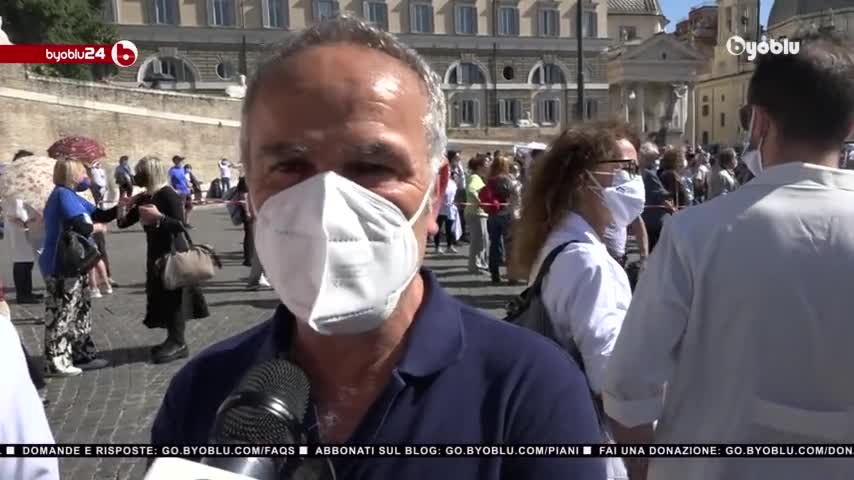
[431, 270, 480, 278]
[11, 316, 44, 326]
[423, 264, 463, 271]
[424, 254, 467, 262]
[101, 345, 158, 368]
[436, 279, 503, 290]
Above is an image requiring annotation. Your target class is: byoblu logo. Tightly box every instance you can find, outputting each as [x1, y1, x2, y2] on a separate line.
[726, 35, 800, 61]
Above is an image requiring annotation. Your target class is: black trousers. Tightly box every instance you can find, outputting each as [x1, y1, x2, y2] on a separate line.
[243, 220, 254, 266]
[21, 341, 46, 390]
[435, 215, 455, 248]
[13, 262, 34, 299]
[93, 232, 111, 277]
[118, 182, 133, 198]
[648, 225, 662, 253]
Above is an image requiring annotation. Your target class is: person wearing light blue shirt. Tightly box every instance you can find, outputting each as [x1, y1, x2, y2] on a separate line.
[0, 312, 60, 480]
[168, 155, 191, 197]
[168, 155, 193, 227]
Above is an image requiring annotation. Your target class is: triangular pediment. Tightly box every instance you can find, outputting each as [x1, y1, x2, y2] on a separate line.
[621, 33, 706, 63]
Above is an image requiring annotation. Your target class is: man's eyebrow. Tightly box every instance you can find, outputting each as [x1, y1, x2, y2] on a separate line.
[258, 142, 308, 157]
[354, 142, 398, 159]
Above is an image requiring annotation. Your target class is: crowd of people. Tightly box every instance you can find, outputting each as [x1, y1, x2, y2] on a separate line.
[445, 133, 759, 288]
[1, 14, 854, 480]
[0, 145, 261, 399]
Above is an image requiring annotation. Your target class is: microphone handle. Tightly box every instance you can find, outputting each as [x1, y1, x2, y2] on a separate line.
[201, 456, 278, 480]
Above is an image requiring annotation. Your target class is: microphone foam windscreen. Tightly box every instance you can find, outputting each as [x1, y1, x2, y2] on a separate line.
[217, 359, 311, 444]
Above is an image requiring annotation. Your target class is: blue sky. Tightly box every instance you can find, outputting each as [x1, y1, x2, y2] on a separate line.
[660, 0, 773, 31]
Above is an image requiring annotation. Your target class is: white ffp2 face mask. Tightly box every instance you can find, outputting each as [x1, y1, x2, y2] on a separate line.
[254, 172, 432, 336]
[742, 106, 764, 176]
[590, 171, 646, 228]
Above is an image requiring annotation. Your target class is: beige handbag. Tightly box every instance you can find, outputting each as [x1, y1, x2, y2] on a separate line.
[158, 230, 221, 290]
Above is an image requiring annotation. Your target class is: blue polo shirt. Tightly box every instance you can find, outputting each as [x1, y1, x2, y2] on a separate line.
[151, 269, 605, 479]
[169, 166, 191, 197]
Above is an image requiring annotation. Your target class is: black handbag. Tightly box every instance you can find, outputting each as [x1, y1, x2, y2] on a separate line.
[55, 228, 101, 277]
[503, 241, 606, 431]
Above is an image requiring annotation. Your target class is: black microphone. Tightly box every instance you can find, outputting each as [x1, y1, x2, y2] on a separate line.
[201, 359, 312, 479]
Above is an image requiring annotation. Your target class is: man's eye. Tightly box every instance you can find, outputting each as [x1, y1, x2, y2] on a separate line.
[271, 159, 312, 175]
[346, 163, 394, 176]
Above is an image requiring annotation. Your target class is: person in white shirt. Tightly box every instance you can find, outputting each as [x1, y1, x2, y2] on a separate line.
[512, 124, 646, 480]
[89, 161, 108, 207]
[448, 150, 466, 192]
[434, 170, 460, 253]
[707, 147, 739, 199]
[218, 158, 232, 191]
[604, 31, 854, 480]
[683, 149, 710, 204]
[0, 312, 60, 480]
[5, 151, 43, 304]
[598, 122, 650, 272]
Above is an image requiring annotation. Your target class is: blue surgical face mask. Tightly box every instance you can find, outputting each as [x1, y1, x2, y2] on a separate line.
[75, 178, 92, 192]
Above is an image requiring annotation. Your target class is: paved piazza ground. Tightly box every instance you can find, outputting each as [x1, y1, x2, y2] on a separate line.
[1, 206, 524, 480]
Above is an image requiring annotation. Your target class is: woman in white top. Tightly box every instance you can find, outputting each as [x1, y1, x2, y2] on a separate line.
[434, 170, 460, 253]
[511, 125, 645, 480]
[4, 150, 42, 304]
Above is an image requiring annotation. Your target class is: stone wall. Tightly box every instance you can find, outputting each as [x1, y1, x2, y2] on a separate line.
[0, 57, 605, 187]
[0, 64, 241, 183]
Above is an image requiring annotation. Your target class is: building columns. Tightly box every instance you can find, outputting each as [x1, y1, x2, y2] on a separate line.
[637, 84, 646, 135]
[689, 82, 696, 146]
[622, 84, 630, 122]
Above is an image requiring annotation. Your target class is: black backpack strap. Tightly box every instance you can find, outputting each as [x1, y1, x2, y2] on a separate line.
[529, 241, 577, 295]
[531, 240, 607, 432]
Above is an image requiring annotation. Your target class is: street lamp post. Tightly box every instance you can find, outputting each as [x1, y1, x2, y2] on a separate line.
[576, 0, 585, 121]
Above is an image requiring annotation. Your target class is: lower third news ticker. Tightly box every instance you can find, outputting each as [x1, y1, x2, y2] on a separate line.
[4, 444, 854, 458]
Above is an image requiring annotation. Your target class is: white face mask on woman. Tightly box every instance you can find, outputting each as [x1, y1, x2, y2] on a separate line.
[588, 169, 646, 228]
[742, 105, 765, 176]
[254, 172, 432, 336]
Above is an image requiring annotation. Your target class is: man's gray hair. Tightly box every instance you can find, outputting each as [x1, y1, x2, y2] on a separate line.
[639, 141, 660, 164]
[240, 14, 447, 176]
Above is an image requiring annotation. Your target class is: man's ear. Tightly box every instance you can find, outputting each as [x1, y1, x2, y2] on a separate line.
[752, 106, 771, 145]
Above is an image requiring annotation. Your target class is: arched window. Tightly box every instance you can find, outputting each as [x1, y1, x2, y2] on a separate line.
[530, 63, 565, 85]
[447, 62, 486, 84]
[143, 57, 196, 83]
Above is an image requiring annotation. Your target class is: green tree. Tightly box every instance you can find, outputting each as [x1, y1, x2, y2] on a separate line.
[0, 0, 117, 80]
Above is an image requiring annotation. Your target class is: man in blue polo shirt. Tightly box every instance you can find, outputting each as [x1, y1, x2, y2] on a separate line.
[151, 15, 604, 479]
[168, 155, 193, 228]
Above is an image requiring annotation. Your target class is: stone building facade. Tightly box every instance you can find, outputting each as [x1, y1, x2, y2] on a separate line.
[0, 64, 241, 183]
[692, 0, 854, 149]
[692, 0, 760, 148]
[104, 0, 665, 142]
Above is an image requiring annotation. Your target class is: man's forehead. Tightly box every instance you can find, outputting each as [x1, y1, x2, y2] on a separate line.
[251, 44, 428, 123]
[272, 43, 421, 92]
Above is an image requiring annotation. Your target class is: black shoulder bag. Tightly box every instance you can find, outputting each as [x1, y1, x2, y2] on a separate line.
[55, 224, 101, 278]
[503, 241, 606, 431]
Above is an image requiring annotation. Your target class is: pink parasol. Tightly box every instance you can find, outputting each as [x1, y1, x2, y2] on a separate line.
[47, 136, 106, 165]
[0, 156, 95, 214]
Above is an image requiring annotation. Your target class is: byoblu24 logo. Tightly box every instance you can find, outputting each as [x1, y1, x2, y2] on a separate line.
[726, 35, 800, 61]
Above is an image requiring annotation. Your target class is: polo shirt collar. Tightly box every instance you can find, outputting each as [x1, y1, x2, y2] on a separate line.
[254, 268, 465, 379]
[750, 162, 854, 191]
